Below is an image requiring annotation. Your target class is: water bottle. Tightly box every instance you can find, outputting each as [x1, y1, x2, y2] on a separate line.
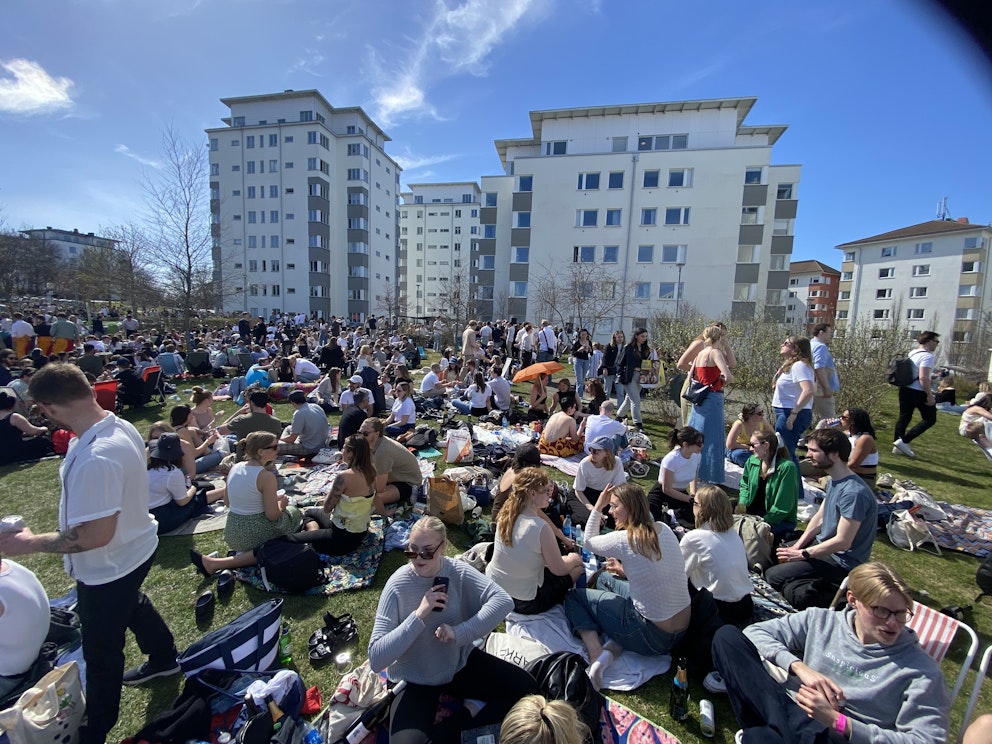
[562, 515, 573, 541]
[278, 621, 292, 666]
[669, 656, 690, 722]
[501, 415, 508, 428]
[300, 720, 324, 744]
[575, 528, 590, 562]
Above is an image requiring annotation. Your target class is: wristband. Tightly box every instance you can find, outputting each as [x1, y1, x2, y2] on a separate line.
[834, 713, 848, 736]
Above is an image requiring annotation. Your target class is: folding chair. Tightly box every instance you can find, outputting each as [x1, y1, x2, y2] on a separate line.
[93, 379, 119, 412]
[960, 644, 992, 743]
[141, 365, 167, 405]
[238, 353, 254, 374]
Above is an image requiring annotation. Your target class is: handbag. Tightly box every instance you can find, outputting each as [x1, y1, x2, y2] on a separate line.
[681, 368, 711, 406]
[177, 599, 284, 677]
[427, 476, 464, 525]
[255, 539, 325, 594]
[0, 662, 85, 744]
[886, 509, 941, 555]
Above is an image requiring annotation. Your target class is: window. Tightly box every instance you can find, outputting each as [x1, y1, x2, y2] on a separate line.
[233, 164, 242, 172]
[965, 237, 981, 249]
[511, 281, 528, 297]
[577, 173, 600, 190]
[733, 283, 756, 302]
[268, 134, 277, 147]
[247, 211, 257, 224]
[573, 245, 595, 263]
[248, 260, 258, 272]
[766, 289, 786, 305]
[462, 193, 473, 203]
[659, 282, 683, 300]
[307, 131, 318, 144]
[512, 247, 529, 263]
[960, 284, 979, 297]
[741, 207, 760, 225]
[909, 287, 927, 298]
[245, 135, 255, 149]
[963, 260, 982, 273]
[482, 225, 495, 239]
[914, 242, 933, 254]
[638, 134, 687, 151]
[209, 138, 218, 151]
[347, 168, 368, 181]
[247, 186, 256, 199]
[270, 259, 280, 272]
[300, 110, 313, 122]
[662, 244, 684, 263]
[872, 309, 891, 320]
[876, 288, 892, 299]
[836, 310, 849, 320]
[773, 219, 790, 235]
[881, 246, 896, 257]
[769, 255, 787, 271]
[879, 267, 894, 278]
[842, 271, 853, 280]
[348, 217, 367, 229]
[608, 172, 624, 189]
[270, 185, 278, 198]
[953, 331, 973, 343]
[210, 163, 219, 176]
[737, 245, 759, 263]
[641, 208, 657, 226]
[665, 207, 690, 225]
[606, 209, 622, 226]
[844, 251, 856, 261]
[637, 245, 654, 263]
[576, 210, 598, 227]
[643, 170, 660, 188]
[907, 308, 925, 320]
[839, 290, 851, 300]
[480, 255, 496, 270]
[269, 211, 278, 223]
[285, 162, 293, 169]
[776, 184, 793, 199]
[912, 264, 930, 277]
[247, 236, 257, 249]
[603, 245, 619, 264]
[956, 308, 975, 320]
[634, 282, 651, 299]
[744, 168, 762, 184]
[545, 141, 566, 155]
[611, 136, 627, 152]
[668, 169, 692, 187]
[284, 136, 293, 143]
[485, 192, 497, 207]
[516, 212, 531, 228]
[518, 175, 533, 192]
[471, 209, 478, 217]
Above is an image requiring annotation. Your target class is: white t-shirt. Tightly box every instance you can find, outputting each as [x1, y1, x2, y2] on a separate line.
[466, 383, 493, 408]
[660, 448, 700, 490]
[574, 458, 628, 493]
[582, 414, 627, 453]
[420, 370, 440, 393]
[391, 396, 416, 424]
[0, 559, 50, 676]
[772, 360, 815, 410]
[147, 466, 188, 509]
[679, 526, 753, 602]
[906, 348, 935, 392]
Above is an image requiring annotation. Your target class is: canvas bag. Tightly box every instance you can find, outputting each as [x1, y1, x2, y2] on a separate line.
[177, 599, 284, 677]
[427, 476, 464, 525]
[444, 428, 473, 464]
[733, 514, 775, 571]
[0, 662, 85, 744]
[887, 509, 941, 555]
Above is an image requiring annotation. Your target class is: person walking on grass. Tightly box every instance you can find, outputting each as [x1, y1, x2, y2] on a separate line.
[0, 363, 179, 744]
[892, 331, 939, 458]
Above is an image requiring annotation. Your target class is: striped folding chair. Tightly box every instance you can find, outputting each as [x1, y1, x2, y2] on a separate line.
[960, 644, 992, 743]
[906, 600, 978, 705]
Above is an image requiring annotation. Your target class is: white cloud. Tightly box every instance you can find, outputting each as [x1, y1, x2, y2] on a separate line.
[0, 59, 74, 115]
[288, 48, 326, 78]
[114, 144, 162, 169]
[371, 0, 546, 126]
[392, 150, 458, 172]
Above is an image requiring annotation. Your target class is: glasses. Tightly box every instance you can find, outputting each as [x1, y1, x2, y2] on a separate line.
[403, 543, 442, 560]
[862, 603, 914, 623]
[588, 448, 601, 454]
[360, 431, 374, 438]
[748, 441, 762, 449]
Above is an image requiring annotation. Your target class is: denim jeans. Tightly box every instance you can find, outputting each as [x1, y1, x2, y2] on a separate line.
[385, 422, 416, 438]
[726, 447, 751, 467]
[573, 358, 590, 392]
[563, 572, 685, 656]
[604, 373, 617, 399]
[195, 448, 225, 474]
[773, 406, 812, 466]
[616, 380, 642, 424]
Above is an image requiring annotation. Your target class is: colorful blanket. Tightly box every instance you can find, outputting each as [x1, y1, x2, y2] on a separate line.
[601, 697, 682, 744]
[929, 502, 992, 558]
[235, 517, 386, 595]
[750, 574, 796, 621]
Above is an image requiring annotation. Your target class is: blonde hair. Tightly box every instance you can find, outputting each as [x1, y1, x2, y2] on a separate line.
[693, 485, 733, 532]
[612, 483, 661, 561]
[411, 515, 447, 544]
[189, 385, 212, 406]
[497, 467, 550, 547]
[498, 695, 590, 744]
[846, 561, 913, 609]
[244, 430, 278, 461]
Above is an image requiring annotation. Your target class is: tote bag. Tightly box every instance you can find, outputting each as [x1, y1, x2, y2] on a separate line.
[177, 599, 284, 677]
[0, 662, 85, 744]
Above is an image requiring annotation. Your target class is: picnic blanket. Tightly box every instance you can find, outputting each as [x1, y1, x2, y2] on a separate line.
[540, 453, 585, 477]
[750, 574, 796, 621]
[161, 511, 228, 536]
[415, 447, 443, 460]
[601, 697, 682, 744]
[928, 502, 992, 558]
[235, 516, 386, 595]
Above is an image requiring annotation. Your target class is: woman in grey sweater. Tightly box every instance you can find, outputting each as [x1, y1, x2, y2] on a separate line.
[368, 516, 538, 744]
[712, 561, 949, 743]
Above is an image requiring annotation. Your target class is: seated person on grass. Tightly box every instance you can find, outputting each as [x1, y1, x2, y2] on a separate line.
[146, 433, 224, 534]
[278, 390, 330, 457]
[361, 417, 422, 511]
[0, 556, 50, 701]
[538, 398, 584, 457]
[215, 391, 283, 460]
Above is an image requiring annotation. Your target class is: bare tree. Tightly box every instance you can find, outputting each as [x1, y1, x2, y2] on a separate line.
[376, 281, 406, 323]
[98, 222, 162, 310]
[431, 268, 473, 335]
[142, 126, 212, 332]
[531, 260, 645, 337]
[0, 231, 62, 302]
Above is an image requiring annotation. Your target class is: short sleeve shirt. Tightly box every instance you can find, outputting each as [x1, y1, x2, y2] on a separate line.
[817, 474, 878, 570]
[373, 436, 422, 487]
[907, 349, 935, 391]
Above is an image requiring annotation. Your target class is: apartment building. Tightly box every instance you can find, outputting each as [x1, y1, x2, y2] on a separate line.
[207, 90, 401, 321]
[480, 97, 800, 334]
[835, 219, 992, 359]
[397, 183, 481, 318]
[786, 260, 840, 332]
[21, 227, 116, 264]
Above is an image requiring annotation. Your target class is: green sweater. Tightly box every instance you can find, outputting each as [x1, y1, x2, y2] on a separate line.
[738, 455, 799, 526]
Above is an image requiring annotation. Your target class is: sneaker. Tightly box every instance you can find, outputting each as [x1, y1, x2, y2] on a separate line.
[122, 659, 181, 686]
[735, 731, 744, 744]
[892, 439, 915, 458]
[703, 670, 727, 694]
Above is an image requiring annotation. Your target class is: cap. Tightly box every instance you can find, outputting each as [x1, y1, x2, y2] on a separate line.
[588, 436, 616, 454]
[149, 433, 184, 462]
[349, 375, 364, 384]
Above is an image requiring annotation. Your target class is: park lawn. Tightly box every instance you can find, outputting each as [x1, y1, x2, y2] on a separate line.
[3, 370, 992, 744]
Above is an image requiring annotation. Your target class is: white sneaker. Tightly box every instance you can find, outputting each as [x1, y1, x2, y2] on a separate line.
[892, 439, 916, 458]
[735, 731, 744, 744]
[703, 670, 727, 694]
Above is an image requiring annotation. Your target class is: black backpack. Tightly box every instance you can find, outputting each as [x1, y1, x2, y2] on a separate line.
[405, 425, 438, 451]
[527, 652, 603, 738]
[886, 354, 917, 387]
[255, 539, 324, 593]
[977, 554, 992, 602]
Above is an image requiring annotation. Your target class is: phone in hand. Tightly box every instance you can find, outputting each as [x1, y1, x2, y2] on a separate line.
[432, 576, 449, 612]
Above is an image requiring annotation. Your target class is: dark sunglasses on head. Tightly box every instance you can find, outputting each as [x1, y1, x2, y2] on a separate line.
[403, 543, 442, 560]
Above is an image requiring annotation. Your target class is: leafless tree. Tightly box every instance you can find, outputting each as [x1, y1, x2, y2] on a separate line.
[530, 260, 644, 337]
[376, 281, 406, 323]
[430, 267, 473, 335]
[142, 126, 213, 332]
[0, 231, 62, 302]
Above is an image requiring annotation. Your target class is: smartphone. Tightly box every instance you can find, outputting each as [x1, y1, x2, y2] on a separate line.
[432, 576, 449, 612]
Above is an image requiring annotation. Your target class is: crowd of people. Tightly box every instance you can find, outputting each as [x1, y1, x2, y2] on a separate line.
[0, 307, 977, 744]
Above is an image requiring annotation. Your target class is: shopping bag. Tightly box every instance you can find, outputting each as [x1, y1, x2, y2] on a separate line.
[444, 428, 473, 464]
[0, 662, 85, 744]
[177, 599, 284, 676]
[428, 477, 464, 525]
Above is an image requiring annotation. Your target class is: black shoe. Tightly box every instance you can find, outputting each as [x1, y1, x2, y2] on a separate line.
[195, 590, 215, 623]
[216, 570, 235, 599]
[122, 659, 181, 686]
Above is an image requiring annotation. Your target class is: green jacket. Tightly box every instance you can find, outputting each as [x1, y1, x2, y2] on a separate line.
[738, 455, 799, 527]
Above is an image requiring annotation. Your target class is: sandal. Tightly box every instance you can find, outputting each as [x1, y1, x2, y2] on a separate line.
[308, 642, 335, 666]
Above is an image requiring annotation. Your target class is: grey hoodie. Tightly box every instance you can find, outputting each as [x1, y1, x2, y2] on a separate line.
[744, 607, 949, 744]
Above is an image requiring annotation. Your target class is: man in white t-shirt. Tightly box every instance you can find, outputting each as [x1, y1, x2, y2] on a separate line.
[893, 331, 939, 458]
[419, 363, 449, 398]
[537, 319, 557, 362]
[340, 375, 374, 410]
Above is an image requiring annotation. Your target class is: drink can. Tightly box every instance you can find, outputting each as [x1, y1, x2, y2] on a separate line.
[0, 515, 25, 534]
[699, 699, 715, 737]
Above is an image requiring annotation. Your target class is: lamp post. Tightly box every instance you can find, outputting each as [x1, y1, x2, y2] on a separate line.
[416, 283, 421, 318]
[675, 261, 685, 319]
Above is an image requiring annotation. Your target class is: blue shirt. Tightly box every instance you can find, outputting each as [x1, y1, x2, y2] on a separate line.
[810, 338, 839, 393]
[817, 474, 876, 570]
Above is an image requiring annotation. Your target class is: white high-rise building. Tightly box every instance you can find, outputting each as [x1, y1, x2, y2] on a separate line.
[207, 90, 401, 322]
[482, 97, 800, 335]
[398, 183, 481, 320]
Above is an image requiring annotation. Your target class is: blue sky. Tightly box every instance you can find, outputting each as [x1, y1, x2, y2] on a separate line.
[2, 0, 990, 266]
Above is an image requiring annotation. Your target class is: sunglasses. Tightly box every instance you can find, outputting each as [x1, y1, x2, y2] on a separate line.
[403, 543, 442, 560]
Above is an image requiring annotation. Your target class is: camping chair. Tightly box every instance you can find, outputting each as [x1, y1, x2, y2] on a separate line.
[185, 350, 211, 376]
[238, 352, 254, 374]
[93, 380, 120, 412]
[156, 352, 187, 379]
[960, 643, 992, 743]
[141, 365, 167, 405]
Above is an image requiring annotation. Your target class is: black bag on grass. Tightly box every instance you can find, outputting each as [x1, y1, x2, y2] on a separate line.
[527, 651, 603, 738]
[977, 554, 992, 602]
[256, 539, 324, 593]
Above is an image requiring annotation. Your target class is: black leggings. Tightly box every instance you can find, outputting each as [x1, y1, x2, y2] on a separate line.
[389, 648, 539, 744]
[283, 507, 366, 556]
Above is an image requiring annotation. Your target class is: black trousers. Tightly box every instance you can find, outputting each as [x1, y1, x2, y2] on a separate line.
[284, 507, 367, 556]
[894, 386, 937, 444]
[76, 554, 176, 744]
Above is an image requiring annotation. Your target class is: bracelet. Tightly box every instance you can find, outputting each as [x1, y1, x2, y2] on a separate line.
[834, 713, 848, 736]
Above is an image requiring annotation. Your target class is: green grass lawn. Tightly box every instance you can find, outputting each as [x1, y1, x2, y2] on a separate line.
[4, 366, 992, 743]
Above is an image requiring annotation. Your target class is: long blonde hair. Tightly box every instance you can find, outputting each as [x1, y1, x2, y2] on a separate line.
[612, 483, 661, 561]
[496, 467, 549, 547]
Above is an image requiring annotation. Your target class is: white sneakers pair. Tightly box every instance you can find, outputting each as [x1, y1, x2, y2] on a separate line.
[892, 438, 916, 458]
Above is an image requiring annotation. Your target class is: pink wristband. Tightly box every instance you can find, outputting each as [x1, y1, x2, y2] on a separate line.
[834, 713, 848, 736]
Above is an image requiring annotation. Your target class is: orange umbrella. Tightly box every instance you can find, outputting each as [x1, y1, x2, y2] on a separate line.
[513, 361, 564, 383]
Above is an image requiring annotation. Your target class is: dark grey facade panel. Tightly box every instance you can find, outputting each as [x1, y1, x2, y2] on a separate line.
[510, 228, 531, 246]
[347, 204, 369, 219]
[738, 224, 764, 244]
[480, 207, 497, 225]
[477, 239, 496, 254]
[764, 306, 787, 323]
[508, 263, 529, 281]
[509, 298, 528, 320]
[766, 270, 791, 290]
[741, 184, 768, 207]
[347, 228, 369, 243]
[511, 192, 533, 212]
[734, 264, 760, 284]
[774, 199, 798, 220]
[770, 236, 794, 254]
[731, 302, 756, 321]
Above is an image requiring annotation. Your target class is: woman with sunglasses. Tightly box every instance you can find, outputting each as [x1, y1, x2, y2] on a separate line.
[713, 561, 949, 743]
[772, 336, 815, 464]
[570, 436, 628, 527]
[725, 403, 772, 467]
[384, 381, 416, 438]
[487, 468, 583, 614]
[564, 483, 690, 690]
[369, 516, 539, 744]
[738, 429, 799, 539]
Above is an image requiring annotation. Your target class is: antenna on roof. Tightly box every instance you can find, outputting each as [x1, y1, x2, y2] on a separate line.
[937, 197, 952, 221]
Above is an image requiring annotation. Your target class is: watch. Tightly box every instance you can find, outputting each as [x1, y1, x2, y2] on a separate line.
[801, 549, 811, 559]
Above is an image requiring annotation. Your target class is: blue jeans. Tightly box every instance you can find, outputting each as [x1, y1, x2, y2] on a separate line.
[687, 390, 725, 484]
[774, 406, 812, 466]
[573, 358, 590, 391]
[726, 447, 751, 467]
[616, 380, 642, 425]
[386, 422, 415, 438]
[451, 399, 471, 415]
[195, 448, 225, 474]
[564, 572, 685, 656]
[538, 349, 555, 363]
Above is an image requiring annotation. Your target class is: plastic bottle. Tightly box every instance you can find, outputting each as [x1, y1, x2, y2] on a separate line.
[669, 656, 690, 722]
[562, 515, 573, 541]
[278, 621, 292, 666]
[501, 415, 508, 428]
[300, 720, 324, 744]
[575, 528, 590, 562]
[332, 680, 407, 744]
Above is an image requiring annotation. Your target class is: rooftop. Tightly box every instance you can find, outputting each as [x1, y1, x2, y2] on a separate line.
[790, 259, 840, 275]
[836, 219, 987, 248]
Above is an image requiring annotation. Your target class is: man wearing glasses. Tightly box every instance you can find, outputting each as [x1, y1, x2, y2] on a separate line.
[360, 418, 422, 509]
[765, 428, 876, 610]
